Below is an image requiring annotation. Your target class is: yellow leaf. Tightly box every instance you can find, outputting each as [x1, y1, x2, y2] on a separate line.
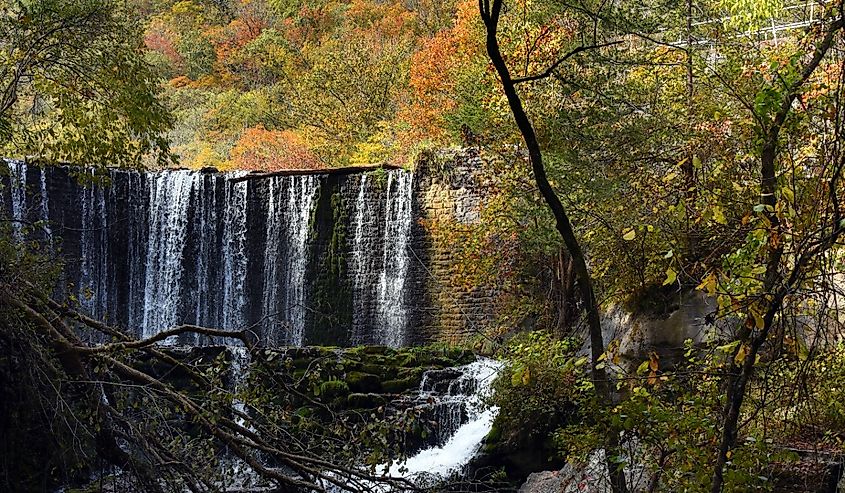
[622, 229, 636, 241]
[752, 310, 764, 329]
[713, 206, 727, 225]
[697, 272, 717, 296]
[735, 344, 748, 365]
[663, 267, 677, 286]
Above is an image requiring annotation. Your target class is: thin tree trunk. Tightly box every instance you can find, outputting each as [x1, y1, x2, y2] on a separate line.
[709, 14, 844, 491]
[479, 2, 627, 491]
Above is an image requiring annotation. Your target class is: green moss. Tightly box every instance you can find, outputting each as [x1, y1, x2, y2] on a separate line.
[381, 376, 417, 393]
[309, 187, 354, 344]
[294, 406, 314, 419]
[397, 353, 419, 367]
[396, 366, 424, 381]
[291, 358, 316, 369]
[345, 371, 382, 393]
[362, 345, 391, 355]
[486, 422, 502, 443]
[339, 358, 363, 371]
[347, 392, 386, 409]
[361, 363, 397, 379]
[318, 380, 350, 399]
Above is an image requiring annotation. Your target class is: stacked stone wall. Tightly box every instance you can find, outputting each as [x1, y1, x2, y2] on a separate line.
[408, 148, 499, 344]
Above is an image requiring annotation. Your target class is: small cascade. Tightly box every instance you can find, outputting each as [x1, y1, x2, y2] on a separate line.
[376, 172, 414, 348]
[388, 358, 502, 482]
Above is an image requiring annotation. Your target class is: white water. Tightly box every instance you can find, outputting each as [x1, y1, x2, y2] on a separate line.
[5, 164, 420, 347]
[8, 160, 26, 242]
[78, 170, 109, 320]
[142, 172, 198, 338]
[376, 172, 414, 348]
[222, 174, 249, 332]
[39, 167, 53, 247]
[322, 358, 502, 493]
[383, 358, 502, 485]
[192, 175, 218, 332]
[126, 171, 147, 330]
[283, 175, 319, 346]
[350, 173, 374, 344]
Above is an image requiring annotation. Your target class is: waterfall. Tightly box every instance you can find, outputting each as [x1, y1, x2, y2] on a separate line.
[350, 174, 375, 344]
[38, 167, 52, 247]
[142, 171, 198, 338]
[126, 171, 148, 331]
[285, 176, 319, 345]
[376, 171, 414, 348]
[387, 358, 502, 482]
[222, 174, 249, 332]
[192, 175, 220, 333]
[3, 163, 421, 347]
[348, 170, 415, 347]
[262, 176, 319, 345]
[8, 160, 26, 242]
[78, 171, 109, 321]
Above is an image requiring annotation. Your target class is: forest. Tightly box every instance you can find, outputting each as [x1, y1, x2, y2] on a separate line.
[2, 0, 845, 492]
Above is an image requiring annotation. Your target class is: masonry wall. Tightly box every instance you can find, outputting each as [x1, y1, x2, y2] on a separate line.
[408, 148, 499, 344]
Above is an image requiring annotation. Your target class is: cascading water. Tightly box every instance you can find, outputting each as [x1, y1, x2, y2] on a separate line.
[142, 171, 198, 338]
[78, 171, 110, 321]
[376, 172, 414, 348]
[3, 162, 418, 347]
[350, 174, 375, 344]
[39, 167, 53, 248]
[8, 160, 26, 243]
[222, 174, 249, 333]
[126, 171, 148, 331]
[387, 358, 502, 482]
[347, 171, 415, 347]
[285, 175, 319, 345]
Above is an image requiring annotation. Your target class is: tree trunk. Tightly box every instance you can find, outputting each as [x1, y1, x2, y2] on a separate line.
[479, 2, 627, 491]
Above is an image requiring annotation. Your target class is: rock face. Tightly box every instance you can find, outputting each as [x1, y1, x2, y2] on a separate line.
[1, 149, 496, 347]
[586, 290, 736, 371]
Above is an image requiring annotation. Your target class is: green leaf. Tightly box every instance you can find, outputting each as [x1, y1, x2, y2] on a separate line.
[622, 229, 636, 241]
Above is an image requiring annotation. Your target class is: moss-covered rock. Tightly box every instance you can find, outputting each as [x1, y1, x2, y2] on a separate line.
[319, 380, 350, 399]
[347, 393, 386, 409]
[361, 363, 397, 379]
[381, 376, 417, 393]
[362, 345, 391, 355]
[345, 372, 382, 393]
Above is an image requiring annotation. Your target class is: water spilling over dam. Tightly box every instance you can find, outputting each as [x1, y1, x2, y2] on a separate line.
[3, 160, 425, 346]
[2, 155, 494, 347]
